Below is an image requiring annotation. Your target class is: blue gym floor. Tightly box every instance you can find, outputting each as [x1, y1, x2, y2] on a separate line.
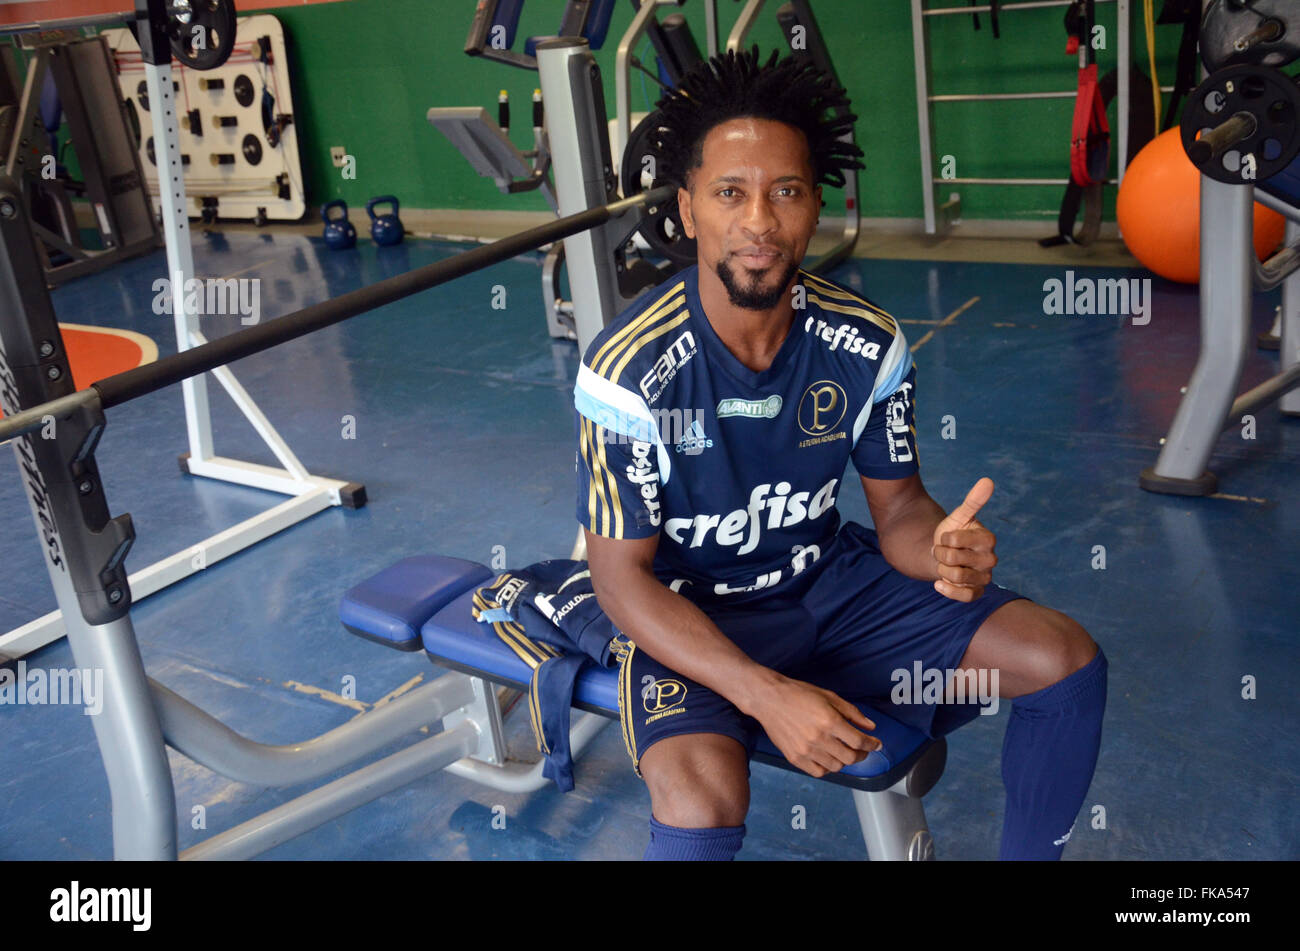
[1, 230, 1296, 860]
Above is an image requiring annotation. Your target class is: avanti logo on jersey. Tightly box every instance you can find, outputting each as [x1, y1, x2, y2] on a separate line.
[639, 329, 697, 403]
[716, 395, 782, 419]
[663, 478, 839, 554]
[674, 418, 713, 455]
[804, 316, 882, 360]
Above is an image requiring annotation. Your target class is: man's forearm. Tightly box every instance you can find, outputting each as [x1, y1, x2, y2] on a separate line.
[876, 492, 947, 581]
[594, 572, 780, 717]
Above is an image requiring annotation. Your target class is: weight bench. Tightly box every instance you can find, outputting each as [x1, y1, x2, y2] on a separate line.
[340, 555, 949, 860]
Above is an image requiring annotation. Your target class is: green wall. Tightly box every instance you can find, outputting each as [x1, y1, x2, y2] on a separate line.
[225, 1, 1188, 222]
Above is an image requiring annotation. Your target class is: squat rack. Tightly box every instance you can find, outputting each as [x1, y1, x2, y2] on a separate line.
[0, 0, 363, 661]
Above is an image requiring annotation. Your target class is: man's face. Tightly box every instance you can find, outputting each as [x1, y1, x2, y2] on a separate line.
[678, 118, 822, 311]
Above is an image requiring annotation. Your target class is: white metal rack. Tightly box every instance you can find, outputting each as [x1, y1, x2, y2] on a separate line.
[1, 45, 359, 660]
[911, 0, 1132, 234]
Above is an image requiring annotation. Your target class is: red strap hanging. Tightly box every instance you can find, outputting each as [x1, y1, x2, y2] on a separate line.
[1070, 63, 1110, 186]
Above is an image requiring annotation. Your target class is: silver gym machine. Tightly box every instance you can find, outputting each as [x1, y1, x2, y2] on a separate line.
[1139, 176, 1300, 495]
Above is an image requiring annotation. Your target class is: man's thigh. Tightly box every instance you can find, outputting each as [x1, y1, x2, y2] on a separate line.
[613, 601, 817, 777]
[789, 522, 1029, 737]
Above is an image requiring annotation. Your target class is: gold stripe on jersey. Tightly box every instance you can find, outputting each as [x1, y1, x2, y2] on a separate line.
[591, 416, 625, 539]
[806, 292, 898, 336]
[799, 270, 862, 301]
[579, 417, 604, 535]
[801, 271, 899, 332]
[590, 282, 687, 377]
[609, 310, 693, 388]
[529, 666, 547, 754]
[800, 269, 888, 310]
[471, 589, 558, 668]
[617, 641, 641, 774]
[581, 416, 626, 538]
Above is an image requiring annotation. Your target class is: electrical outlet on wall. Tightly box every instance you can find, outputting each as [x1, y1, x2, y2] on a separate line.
[330, 146, 347, 168]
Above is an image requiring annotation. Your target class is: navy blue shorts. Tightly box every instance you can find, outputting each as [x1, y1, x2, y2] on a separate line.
[614, 521, 1029, 777]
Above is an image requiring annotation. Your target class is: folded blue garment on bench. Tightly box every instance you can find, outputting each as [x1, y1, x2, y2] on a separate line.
[472, 560, 623, 792]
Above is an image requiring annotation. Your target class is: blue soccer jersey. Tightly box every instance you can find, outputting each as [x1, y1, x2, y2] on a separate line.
[574, 264, 918, 603]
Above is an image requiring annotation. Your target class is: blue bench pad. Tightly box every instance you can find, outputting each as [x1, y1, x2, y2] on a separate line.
[342, 556, 938, 790]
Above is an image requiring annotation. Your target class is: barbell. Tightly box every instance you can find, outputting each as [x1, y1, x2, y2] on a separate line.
[0, 184, 675, 444]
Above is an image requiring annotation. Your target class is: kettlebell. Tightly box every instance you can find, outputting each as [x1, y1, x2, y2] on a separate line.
[367, 195, 404, 247]
[321, 200, 356, 250]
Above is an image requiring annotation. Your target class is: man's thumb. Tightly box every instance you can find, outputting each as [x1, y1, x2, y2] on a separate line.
[953, 477, 994, 526]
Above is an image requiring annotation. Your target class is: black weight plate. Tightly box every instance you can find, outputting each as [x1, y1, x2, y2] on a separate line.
[620, 110, 696, 267]
[137, 79, 149, 112]
[241, 133, 262, 165]
[233, 74, 254, 108]
[1201, 0, 1299, 72]
[171, 0, 238, 71]
[1180, 64, 1300, 183]
[146, 136, 155, 167]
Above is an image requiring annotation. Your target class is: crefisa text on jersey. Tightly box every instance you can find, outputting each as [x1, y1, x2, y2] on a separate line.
[664, 478, 839, 554]
[803, 316, 882, 358]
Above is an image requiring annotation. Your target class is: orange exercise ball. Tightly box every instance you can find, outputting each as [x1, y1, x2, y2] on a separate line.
[1116, 128, 1285, 284]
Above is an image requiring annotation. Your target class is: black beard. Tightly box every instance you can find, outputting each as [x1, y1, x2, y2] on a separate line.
[716, 255, 799, 311]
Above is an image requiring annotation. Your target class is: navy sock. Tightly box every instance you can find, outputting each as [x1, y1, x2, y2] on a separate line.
[643, 816, 746, 861]
[999, 647, 1107, 860]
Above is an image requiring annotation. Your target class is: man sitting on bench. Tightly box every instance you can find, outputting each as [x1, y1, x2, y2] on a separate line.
[574, 48, 1108, 861]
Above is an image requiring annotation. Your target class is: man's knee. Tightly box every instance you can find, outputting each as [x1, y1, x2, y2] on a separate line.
[640, 732, 750, 828]
[1048, 611, 1099, 677]
[1023, 608, 1100, 694]
[970, 600, 1101, 697]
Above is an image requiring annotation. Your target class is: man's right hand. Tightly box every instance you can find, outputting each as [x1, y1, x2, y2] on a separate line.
[747, 675, 882, 778]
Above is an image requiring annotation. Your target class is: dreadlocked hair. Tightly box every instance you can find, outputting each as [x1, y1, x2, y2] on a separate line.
[647, 46, 864, 193]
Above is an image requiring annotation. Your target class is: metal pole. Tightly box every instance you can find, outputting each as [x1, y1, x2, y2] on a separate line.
[151, 675, 476, 786]
[912, 0, 937, 234]
[1142, 178, 1255, 493]
[180, 723, 479, 860]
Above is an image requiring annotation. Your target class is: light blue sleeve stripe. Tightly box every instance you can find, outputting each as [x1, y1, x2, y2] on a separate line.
[872, 351, 913, 404]
[574, 387, 657, 442]
[476, 607, 514, 624]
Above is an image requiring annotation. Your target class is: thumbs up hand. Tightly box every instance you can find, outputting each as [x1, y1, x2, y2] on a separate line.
[931, 477, 998, 602]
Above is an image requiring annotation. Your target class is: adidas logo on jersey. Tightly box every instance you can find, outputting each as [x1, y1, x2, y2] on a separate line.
[675, 418, 713, 455]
